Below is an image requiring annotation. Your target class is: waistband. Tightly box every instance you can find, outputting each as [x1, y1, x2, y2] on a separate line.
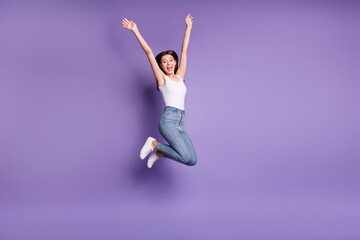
[164, 106, 185, 113]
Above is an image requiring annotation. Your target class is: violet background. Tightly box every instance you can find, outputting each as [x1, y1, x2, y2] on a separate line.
[0, 0, 359, 239]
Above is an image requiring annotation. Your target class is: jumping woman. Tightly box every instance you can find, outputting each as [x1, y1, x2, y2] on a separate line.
[122, 14, 198, 168]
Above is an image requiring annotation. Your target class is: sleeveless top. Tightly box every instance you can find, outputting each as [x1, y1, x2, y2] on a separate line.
[159, 74, 187, 110]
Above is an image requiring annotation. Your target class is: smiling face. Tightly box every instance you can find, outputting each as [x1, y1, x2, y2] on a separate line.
[160, 54, 176, 75]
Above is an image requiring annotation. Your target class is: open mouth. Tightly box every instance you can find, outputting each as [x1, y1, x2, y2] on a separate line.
[167, 66, 173, 71]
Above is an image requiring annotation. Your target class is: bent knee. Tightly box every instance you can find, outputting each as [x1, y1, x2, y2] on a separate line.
[187, 159, 197, 166]
[181, 154, 197, 166]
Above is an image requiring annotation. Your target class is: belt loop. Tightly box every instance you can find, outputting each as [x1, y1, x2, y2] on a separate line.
[180, 111, 184, 124]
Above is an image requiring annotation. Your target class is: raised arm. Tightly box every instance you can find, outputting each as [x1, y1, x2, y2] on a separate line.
[176, 14, 194, 80]
[122, 18, 165, 84]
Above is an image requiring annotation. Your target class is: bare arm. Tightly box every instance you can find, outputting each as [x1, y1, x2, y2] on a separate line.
[122, 18, 165, 84]
[177, 14, 194, 79]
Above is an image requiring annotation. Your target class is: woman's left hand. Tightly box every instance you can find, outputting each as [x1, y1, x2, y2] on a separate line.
[185, 14, 194, 28]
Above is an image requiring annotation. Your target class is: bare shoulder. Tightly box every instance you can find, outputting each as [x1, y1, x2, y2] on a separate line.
[175, 71, 185, 81]
[157, 74, 166, 88]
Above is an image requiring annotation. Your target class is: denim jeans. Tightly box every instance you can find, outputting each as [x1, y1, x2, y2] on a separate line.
[157, 106, 198, 166]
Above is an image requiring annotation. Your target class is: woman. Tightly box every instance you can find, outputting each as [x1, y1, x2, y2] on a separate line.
[122, 14, 198, 168]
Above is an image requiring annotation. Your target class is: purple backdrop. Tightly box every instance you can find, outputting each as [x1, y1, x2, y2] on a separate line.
[1, 0, 359, 239]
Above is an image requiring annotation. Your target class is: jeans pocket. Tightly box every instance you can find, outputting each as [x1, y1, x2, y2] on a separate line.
[164, 108, 179, 116]
[177, 124, 187, 134]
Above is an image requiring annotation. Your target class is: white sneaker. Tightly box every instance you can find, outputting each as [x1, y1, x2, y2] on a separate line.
[140, 136, 156, 160]
[147, 150, 159, 168]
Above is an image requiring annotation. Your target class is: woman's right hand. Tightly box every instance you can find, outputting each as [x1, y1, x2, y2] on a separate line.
[122, 18, 138, 31]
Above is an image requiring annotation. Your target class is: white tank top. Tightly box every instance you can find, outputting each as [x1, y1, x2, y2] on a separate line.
[159, 74, 187, 110]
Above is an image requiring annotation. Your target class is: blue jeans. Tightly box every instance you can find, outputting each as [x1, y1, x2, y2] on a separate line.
[157, 106, 198, 166]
